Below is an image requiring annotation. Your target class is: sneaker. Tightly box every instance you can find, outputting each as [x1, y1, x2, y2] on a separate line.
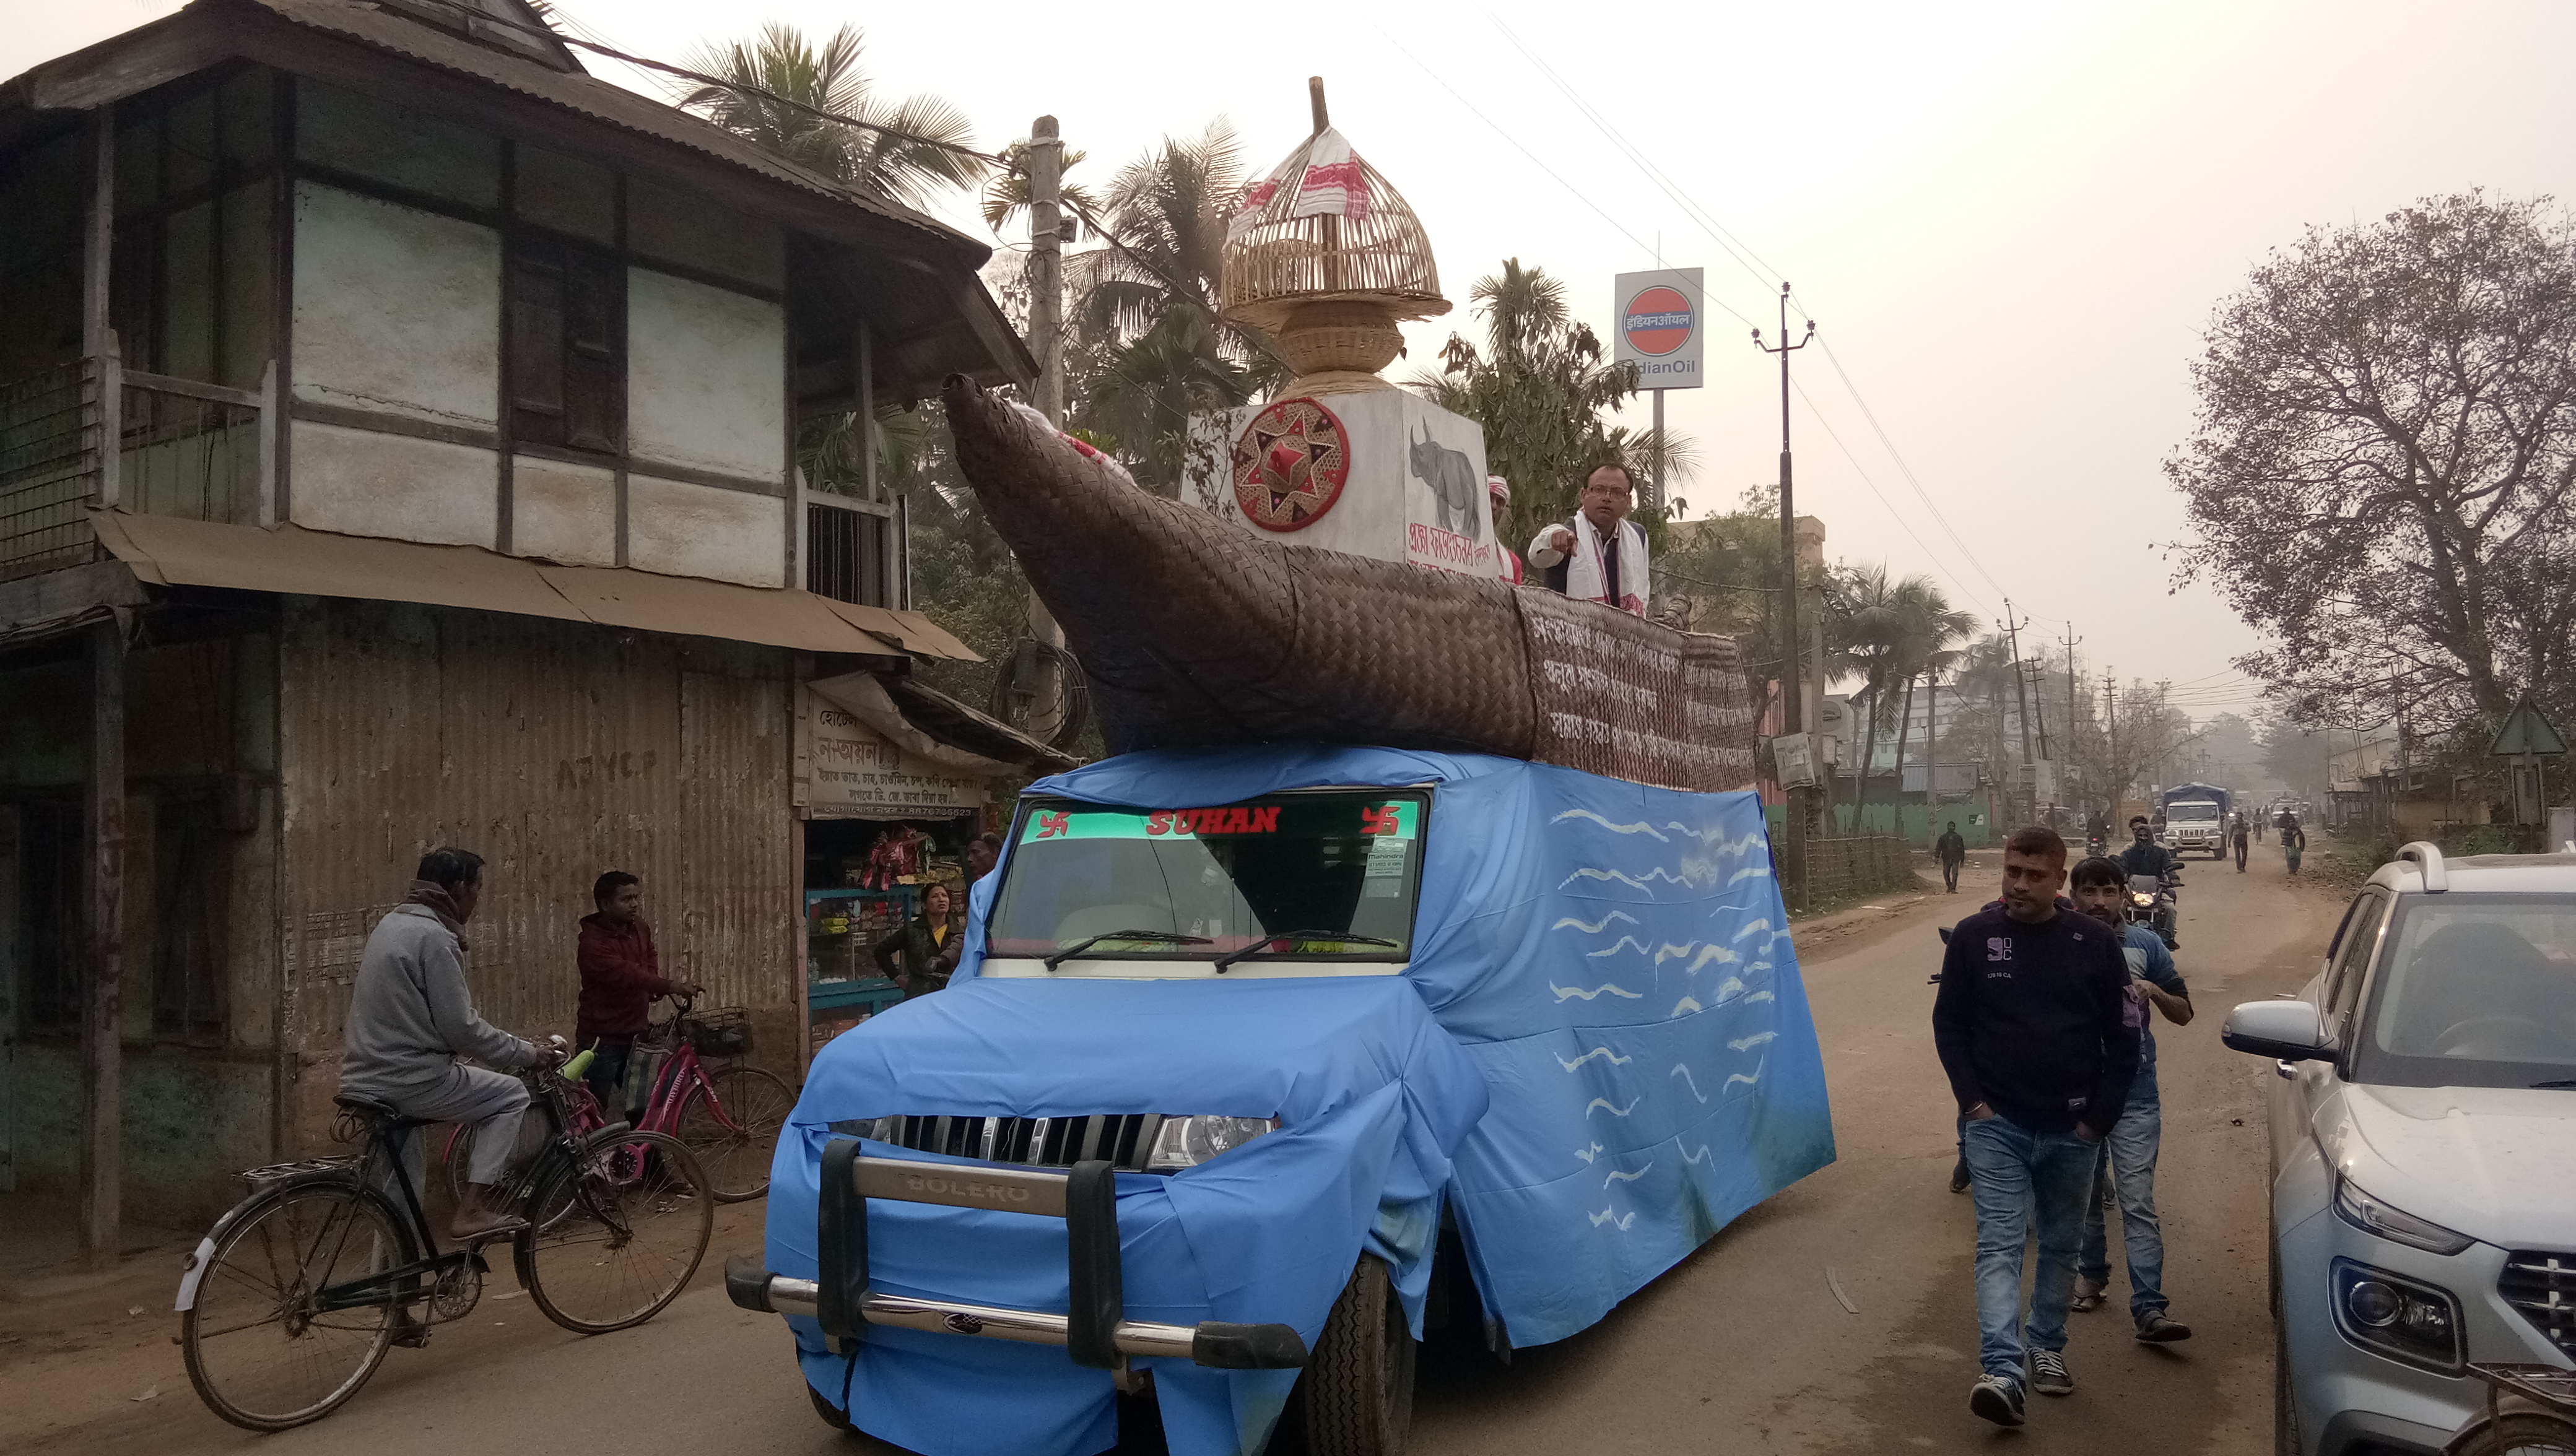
[1950, 1158, 1972, 1195]
[2071, 1276, 2107, 1313]
[1969, 1373, 2026, 1426]
[2028, 1347, 2075, 1396]
[2136, 1312, 2193, 1343]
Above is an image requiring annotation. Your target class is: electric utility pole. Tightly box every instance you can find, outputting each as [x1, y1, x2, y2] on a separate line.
[1754, 285, 1816, 906]
[1021, 116, 1070, 741]
[2002, 603, 2034, 822]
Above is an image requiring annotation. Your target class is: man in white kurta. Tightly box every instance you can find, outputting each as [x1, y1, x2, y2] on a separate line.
[1526, 462, 1648, 616]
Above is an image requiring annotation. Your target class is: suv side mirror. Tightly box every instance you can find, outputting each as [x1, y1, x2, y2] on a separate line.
[2222, 1000, 2331, 1062]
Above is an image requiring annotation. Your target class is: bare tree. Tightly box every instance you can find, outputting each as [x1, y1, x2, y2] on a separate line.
[2169, 191, 2576, 732]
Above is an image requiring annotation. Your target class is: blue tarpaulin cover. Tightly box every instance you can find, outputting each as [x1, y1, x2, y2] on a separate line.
[769, 745, 1834, 1456]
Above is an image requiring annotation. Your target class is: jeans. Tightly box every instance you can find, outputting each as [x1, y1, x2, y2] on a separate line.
[583, 1038, 648, 1122]
[1943, 859, 1962, 892]
[2078, 1077, 2167, 1322]
[1964, 1114, 2100, 1380]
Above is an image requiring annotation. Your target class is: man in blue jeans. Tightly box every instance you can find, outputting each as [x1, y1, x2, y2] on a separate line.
[2066, 856, 2195, 1341]
[1933, 826, 2140, 1427]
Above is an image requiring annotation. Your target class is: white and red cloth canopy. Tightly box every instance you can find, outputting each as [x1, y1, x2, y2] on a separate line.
[1229, 128, 1373, 241]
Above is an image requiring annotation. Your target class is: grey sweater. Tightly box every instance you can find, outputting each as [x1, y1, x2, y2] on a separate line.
[340, 904, 535, 1096]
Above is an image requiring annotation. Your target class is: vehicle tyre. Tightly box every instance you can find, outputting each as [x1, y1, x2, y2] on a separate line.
[182, 1179, 414, 1431]
[516, 1129, 711, 1333]
[807, 1380, 853, 1432]
[675, 1065, 796, 1202]
[1296, 1254, 1416, 1456]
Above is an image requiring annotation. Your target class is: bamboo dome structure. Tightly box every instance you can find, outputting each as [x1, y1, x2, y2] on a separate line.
[1221, 80, 1448, 394]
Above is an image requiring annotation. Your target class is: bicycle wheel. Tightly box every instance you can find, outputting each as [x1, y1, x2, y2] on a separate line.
[182, 1179, 412, 1431]
[516, 1129, 710, 1333]
[674, 1065, 796, 1202]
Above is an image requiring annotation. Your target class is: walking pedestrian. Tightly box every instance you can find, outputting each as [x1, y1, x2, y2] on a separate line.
[2065, 857, 2195, 1342]
[1937, 820, 1968, 894]
[1934, 826, 2141, 1428]
[2281, 813, 2307, 875]
[2230, 815, 2250, 872]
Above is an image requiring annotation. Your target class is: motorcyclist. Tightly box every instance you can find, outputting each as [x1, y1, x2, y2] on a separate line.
[2115, 817, 2181, 950]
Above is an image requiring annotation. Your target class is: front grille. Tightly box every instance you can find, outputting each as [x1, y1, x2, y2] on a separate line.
[2499, 1249, 2576, 1359]
[830, 1115, 1166, 1172]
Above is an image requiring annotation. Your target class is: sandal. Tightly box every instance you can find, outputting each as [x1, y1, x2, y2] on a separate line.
[2070, 1278, 2107, 1314]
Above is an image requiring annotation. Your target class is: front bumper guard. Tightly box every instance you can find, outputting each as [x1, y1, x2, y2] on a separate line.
[727, 1142, 1308, 1374]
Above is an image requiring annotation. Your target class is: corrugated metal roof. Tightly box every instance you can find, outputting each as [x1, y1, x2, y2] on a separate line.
[234, 0, 981, 257]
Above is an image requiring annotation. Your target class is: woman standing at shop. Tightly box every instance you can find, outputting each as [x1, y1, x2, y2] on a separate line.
[872, 881, 962, 997]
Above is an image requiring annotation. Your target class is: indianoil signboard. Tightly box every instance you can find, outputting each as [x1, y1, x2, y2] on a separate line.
[1612, 267, 1704, 389]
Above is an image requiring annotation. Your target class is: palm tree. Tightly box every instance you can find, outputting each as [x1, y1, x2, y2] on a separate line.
[677, 24, 983, 210]
[1061, 123, 1281, 489]
[1832, 564, 1908, 825]
[981, 137, 1097, 237]
[1882, 581, 1978, 830]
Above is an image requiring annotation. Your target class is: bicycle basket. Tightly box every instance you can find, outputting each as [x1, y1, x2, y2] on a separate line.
[685, 1008, 754, 1059]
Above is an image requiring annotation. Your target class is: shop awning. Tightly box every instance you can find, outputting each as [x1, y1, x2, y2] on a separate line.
[87, 512, 981, 661]
[809, 669, 1077, 775]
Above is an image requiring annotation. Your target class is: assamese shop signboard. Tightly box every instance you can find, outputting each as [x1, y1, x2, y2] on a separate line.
[806, 701, 983, 819]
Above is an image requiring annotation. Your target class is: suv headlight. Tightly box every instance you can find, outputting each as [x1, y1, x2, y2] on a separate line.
[2330, 1258, 2465, 1373]
[2334, 1176, 2474, 1255]
[1146, 1116, 1279, 1172]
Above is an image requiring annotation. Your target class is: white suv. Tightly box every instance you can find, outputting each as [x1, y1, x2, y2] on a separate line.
[2223, 843, 2576, 1455]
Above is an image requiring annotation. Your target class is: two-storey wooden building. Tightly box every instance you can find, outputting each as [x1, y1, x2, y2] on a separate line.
[0, 0, 1053, 1260]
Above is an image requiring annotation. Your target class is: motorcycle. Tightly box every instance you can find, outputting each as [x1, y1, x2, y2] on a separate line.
[2126, 870, 2180, 950]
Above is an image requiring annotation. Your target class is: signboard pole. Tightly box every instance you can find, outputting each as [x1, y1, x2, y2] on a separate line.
[1650, 389, 1664, 514]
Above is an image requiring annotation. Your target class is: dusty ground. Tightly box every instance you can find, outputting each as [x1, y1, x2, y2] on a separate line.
[0, 847, 2342, 1455]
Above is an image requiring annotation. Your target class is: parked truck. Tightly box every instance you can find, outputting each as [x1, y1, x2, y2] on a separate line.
[2159, 781, 2234, 859]
[729, 745, 1836, 1456]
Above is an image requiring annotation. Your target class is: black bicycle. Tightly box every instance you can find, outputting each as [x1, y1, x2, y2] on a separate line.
[176, 1048, 713, 1430]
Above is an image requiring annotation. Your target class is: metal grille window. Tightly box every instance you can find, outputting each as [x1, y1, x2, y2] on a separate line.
[0, 363, 97, 581]
[2500, 1250, 2576, 1360]
[806, 500, 888, 607]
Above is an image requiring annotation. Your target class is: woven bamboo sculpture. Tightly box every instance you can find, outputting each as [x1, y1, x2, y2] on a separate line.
[942, 378, 1759, 792]
[1221, 81, 1449, 394]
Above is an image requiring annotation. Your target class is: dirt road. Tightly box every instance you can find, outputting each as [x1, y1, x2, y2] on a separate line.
[5, 847, 2338, 1455]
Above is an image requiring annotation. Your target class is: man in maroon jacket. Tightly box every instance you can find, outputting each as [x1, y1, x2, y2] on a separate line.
[577, 871, 699, 1117]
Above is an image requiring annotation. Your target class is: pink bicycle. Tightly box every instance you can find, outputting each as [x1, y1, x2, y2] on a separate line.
[446, 997, 794, 1204]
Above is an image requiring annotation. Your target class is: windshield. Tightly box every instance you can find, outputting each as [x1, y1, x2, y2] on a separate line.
[2167, 802, 2220, 822]
[2351, 893, 2576, 1090]
[986, 792, 1429, 962]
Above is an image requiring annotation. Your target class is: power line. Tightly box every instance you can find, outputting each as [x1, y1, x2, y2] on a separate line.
[1788, 377, 1997, 619]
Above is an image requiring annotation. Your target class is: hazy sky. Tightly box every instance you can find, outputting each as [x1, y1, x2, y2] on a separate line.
[19, 1, 2575, 722]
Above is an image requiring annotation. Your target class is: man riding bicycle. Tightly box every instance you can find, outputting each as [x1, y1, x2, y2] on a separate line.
[339, 847, 559, 1239]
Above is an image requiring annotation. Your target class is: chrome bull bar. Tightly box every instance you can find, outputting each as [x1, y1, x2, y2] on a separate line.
[724, 1143, 1307, 1373]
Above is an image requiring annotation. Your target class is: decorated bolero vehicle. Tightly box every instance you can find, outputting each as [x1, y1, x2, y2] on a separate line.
[729, 743, 1835, 1456]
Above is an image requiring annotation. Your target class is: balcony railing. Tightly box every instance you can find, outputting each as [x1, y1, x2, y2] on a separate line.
[0, 356, 272, 583]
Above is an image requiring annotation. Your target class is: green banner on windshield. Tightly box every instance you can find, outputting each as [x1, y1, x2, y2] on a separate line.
[1018, 798, 1420, 844]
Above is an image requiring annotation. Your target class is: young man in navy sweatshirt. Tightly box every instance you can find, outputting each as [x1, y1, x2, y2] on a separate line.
[1933, 825, 2141, 1427]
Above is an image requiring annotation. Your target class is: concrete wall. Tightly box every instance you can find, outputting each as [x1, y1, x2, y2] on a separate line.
[626, 268, 786, 487]
[626, 474, 783, 586]
[510, 457, 617, 567]
[290, 420, 498, 547]
[291, 182, 501, 430]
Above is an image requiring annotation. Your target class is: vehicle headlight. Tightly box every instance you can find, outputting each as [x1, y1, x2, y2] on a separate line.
[2334, 1176, 2474, 1255]
[1146, 1116, 1279, 1171]
[2130, 893, 2154, 906]
[2330, 1258, 2465, 1372]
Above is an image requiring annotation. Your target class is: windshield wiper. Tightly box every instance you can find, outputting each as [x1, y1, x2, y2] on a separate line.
[1212, 930, 1403, 974]
[1042, 929, 1210, 972]
[2531, 1080, 2576, 1090]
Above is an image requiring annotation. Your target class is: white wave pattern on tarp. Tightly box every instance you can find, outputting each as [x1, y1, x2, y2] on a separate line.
[1729, 1031, 1778, 1052]
[1670, 995, 1702, 1016]
[1552, 808, 1671, 840]
[1575, 1141, 1605, 1164]
[1732, 917, 1774, 942]
[1671, 1063, 1707, 1103]
[1726, 1055, 1766, 1091]
[1551, 910, 1640, 934]
[1557, 1047, 1634, 1071]
[1585, 1097, 1641, 1118]
[1551, 981, 1644, 1002]
[1604, 1164, 1651, 1185]
[1587, 936, 1651, 960]
[1590, 1207, 1638, 1230]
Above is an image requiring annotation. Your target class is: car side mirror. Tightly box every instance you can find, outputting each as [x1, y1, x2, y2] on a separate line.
[2222, 1000, 2331, 1062]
